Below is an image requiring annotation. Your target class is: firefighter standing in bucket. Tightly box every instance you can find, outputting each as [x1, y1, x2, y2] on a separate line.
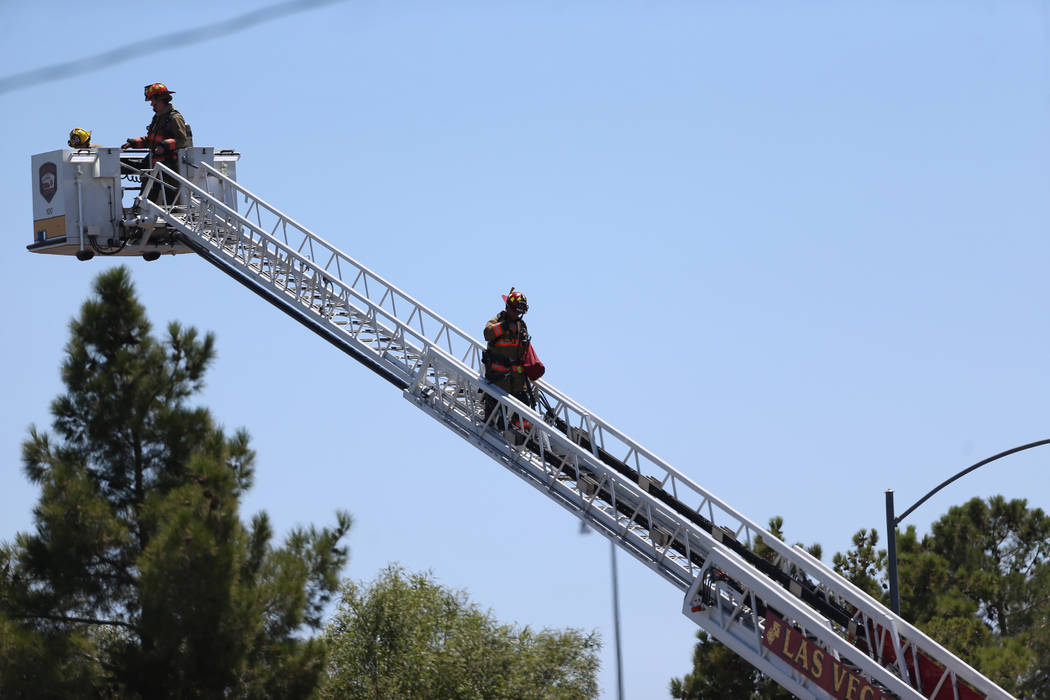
[68, 128, 99, 149]
[121, 83, 192, 205]
[483, 289, 536, 434]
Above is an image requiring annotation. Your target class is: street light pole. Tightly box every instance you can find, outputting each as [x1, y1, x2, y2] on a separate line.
[885, 490, 900, 615]
[610, 538, 625, 700]
[885, 438, 1050, 615]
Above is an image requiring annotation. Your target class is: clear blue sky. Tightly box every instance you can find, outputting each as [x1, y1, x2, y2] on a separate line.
[3, 2, 1049, 697]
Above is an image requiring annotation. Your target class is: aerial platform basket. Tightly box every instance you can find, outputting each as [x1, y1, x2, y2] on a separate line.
[29, 147, 239, 260]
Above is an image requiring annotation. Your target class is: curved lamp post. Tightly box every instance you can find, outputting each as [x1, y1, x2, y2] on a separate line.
[885, 438, 1050, 615]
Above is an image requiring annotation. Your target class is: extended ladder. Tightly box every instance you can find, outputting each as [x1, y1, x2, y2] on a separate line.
[131, 161, 1013, 700]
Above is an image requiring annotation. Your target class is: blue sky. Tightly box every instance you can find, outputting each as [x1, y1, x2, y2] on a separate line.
[3, 2, 1049, 697]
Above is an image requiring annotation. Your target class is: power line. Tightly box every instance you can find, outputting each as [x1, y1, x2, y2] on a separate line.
[0, 0, 347, 95]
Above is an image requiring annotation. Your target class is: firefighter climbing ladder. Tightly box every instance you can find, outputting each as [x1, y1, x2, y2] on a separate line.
[87, 160, 1022, 699]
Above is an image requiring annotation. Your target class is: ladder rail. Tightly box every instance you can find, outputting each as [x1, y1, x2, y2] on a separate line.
[185, 162, 483, 363]
[135, 161, 1015, 700]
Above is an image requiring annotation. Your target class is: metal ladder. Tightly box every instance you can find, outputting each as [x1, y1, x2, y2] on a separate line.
[135, 162, 1014, 700]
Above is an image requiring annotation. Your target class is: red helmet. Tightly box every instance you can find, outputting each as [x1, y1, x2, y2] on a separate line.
[502, 290, 528, 314]
[144, 83, 175, 101]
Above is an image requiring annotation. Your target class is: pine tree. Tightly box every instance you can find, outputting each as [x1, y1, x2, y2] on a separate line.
[906, 496, 1050, 698]
[0, 267, 351, 698]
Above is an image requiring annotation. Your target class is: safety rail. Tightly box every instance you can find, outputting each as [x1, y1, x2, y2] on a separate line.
[132, 160, 1013, 700]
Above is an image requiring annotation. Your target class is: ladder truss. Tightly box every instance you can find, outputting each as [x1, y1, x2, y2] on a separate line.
[128, 162, 1013, 700]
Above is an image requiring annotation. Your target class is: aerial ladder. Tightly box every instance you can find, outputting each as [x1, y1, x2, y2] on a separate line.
[29, 147, 1016, 700]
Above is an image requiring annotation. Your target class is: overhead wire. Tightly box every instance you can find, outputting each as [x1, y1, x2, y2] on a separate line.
[0, 0, 348, 95]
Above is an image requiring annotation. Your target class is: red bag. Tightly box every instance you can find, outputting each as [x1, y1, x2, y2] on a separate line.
[522, 344, 545, 381]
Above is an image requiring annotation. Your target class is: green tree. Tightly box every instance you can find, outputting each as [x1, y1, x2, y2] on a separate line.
[0, 267, 351, 699]
[322, 565, 601, 700]
[832, 496, 1050, 698]
[831, 527, 888, 600]
[669, 629, 790, 700]
[905, 496, 1049, 697]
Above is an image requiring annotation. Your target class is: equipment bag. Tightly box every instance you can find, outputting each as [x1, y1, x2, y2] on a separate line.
[523, 344, 545, 381]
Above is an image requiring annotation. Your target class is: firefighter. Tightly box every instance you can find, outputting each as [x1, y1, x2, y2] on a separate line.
[67, 128, 98, 148]
[121, 83, 192, 205]
[482, 289, 535, 438]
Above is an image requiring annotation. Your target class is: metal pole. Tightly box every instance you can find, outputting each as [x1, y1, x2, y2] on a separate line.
[896, 438, 1050, 524]
[885, 490, 900, 615]
[610, 539, 625, 700]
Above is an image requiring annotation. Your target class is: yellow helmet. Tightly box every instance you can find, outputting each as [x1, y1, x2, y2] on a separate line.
[68, 128, 92, 148]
